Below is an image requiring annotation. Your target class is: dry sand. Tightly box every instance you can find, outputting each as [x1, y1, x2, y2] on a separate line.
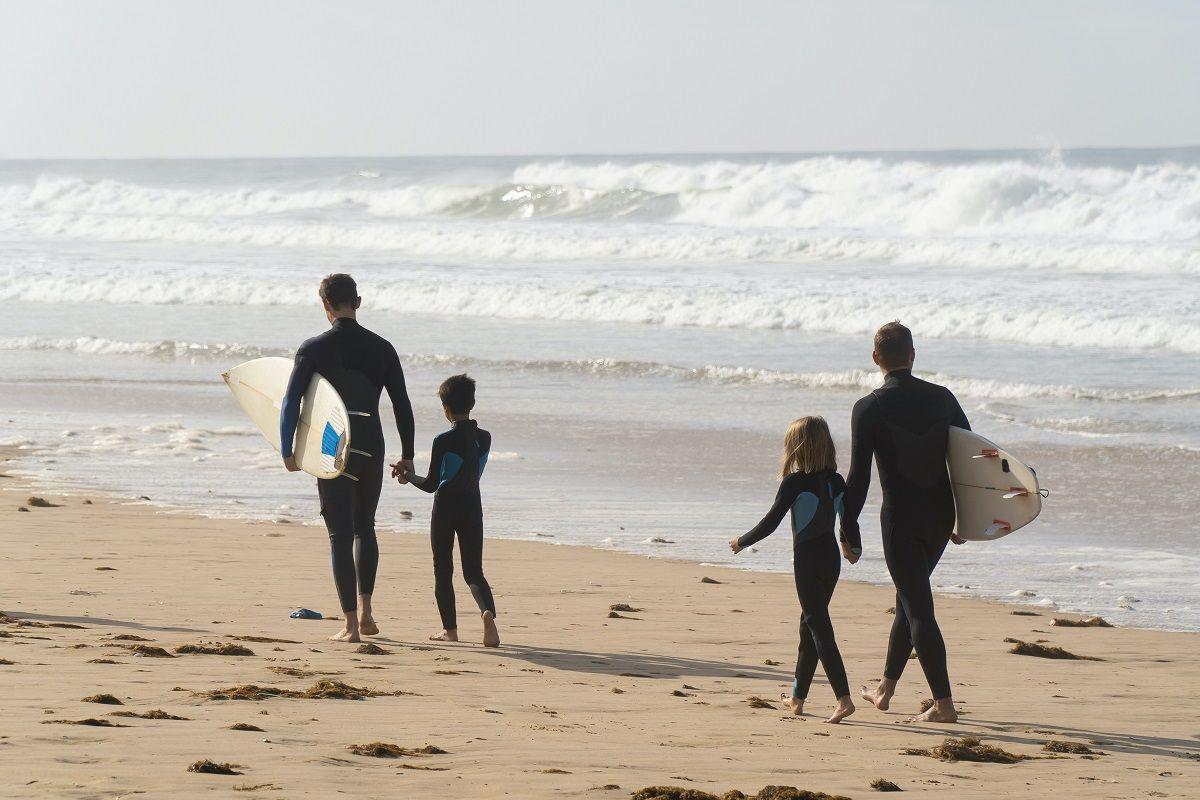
[2, 465, 1198, 798]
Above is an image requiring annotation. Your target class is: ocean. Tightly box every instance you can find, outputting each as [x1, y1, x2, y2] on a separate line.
[1, 149, 1197, 630]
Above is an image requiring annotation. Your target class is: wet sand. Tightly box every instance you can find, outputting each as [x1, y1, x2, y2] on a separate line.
[2, 466, 1199, 798]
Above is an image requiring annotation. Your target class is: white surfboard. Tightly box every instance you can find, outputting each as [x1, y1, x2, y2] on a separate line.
[221, 356, 349, 480]
[947, 427, 1043, 541]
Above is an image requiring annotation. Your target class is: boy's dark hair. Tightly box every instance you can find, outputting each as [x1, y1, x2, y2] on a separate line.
[319, 273, 358, 309]
[873, 321, 914, 369]
[439, 373, 476, 415]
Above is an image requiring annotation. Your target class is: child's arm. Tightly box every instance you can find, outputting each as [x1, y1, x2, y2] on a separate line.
[403, 438, 445, 494]
[730, 476, 800, 553]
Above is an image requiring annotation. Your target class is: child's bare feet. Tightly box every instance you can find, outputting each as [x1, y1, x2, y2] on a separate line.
[430, 629, 459, 642]
[825, 695, 855, 724]
[482, 611, 500, 647]
[357, 594, 379, 636]
[861, 678, 896, 711]
[781, 694, 804, 716]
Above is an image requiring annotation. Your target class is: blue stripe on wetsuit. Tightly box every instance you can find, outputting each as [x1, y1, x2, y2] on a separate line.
[438, 452, 464, 488]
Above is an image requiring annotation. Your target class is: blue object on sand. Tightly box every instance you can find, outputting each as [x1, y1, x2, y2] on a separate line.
[290, 608, 323, 620]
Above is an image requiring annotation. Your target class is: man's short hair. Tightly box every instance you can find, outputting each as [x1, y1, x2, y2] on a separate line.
[438, 374, 476, 415]
[874, 321, 914, 369]
[319, 273, 358, 309]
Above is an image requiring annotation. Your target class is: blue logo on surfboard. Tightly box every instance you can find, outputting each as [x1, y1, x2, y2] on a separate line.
[321, 421, 342, 457]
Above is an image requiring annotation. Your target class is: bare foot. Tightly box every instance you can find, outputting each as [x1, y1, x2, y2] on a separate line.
[780, 694, 804, 716]
[861, 680, 895, 711]
[359, 615, 379, 637]
[329, 625, 361, 643]
[481, 611, 500, 648]
[430, 629, 459, 642]
[825, 695, 855, 724]
[907, 698, 958, 723]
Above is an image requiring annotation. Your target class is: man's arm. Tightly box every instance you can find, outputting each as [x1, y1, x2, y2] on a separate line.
[279, 344, 317, 468]
[384, 351, 416, 479]
[946, 388, 970, 431]
[839, 395, 876, 553]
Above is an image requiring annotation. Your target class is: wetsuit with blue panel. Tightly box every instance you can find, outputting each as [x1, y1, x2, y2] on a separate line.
[738, 470, 850, 701]
[280, 317, 415, 614]
[408, 419, 496, 631]
[841, 368, 969, 700]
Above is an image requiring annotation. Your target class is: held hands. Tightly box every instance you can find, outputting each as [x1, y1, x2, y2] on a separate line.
[282, 455, 301, 472]
[728, 537, 743, 555]
[840, 541, 861, 564]
[950, 532, 966, 545]
[389, 459, 415, 484]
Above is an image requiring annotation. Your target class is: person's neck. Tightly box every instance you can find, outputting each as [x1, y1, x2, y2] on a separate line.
[882, 365, 912, 378]
[329, 311, 356, 325]
[450, 415, 472, 423]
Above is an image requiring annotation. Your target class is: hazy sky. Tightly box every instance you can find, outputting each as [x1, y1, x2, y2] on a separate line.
[2, 0, 1197, 158]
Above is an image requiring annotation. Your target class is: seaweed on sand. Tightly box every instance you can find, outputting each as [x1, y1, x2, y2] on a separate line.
[229, 722, 265, 731]
[610, 604, 642, 612]
[42, 718, 129, 727]
[746, 696, 776, 709]
[870, 778, 902, 791]
[198, 679, 405, 701]
[82, 693, 123, 705]
[347, 742, 447, 758]
[903, 736, 1029, 764]
[117, 644, 175, 658]
[1043, 740, 1102, 754]
[632, 787, 851, 800]
[175, 642, 255, 656]
[1004, 638, 1102, 660]
[107, 634, 153, 642]
[188, 760, 242, 775]
[110, 709, 188, 720]
[231, 635, 300, 643]
[355, 643, 391, 655]
[1049, 617, 1112, 628]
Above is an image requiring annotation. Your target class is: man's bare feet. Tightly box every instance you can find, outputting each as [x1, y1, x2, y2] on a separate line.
[358, 594, 378, 636]
[907, 698, 958, 723]
[329, 623, 361, 643]
[482, 611, 500, 648]
[781, 694, 804, 716]
[430, 629, 459, 642]
[861, 679, 896, 711]
[825, 695, 855, 724]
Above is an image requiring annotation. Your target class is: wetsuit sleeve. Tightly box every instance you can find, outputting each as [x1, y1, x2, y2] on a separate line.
[737, 475, 802, 549]
[279, 344, 317, 459]
[946, 388, 970, 432]
[407, 436, 445, 494]
[840, 395, 876, 552]
[384, 350, 416, 460]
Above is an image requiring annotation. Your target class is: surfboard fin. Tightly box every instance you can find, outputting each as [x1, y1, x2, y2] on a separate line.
[972, 449, 1000, 459]
[983, 520, 1012, 538]
[1002, 488, 1029, 499]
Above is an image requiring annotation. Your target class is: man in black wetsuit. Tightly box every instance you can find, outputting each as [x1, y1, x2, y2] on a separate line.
[280, 274, 415, 643]
[840, 321, 969, 723]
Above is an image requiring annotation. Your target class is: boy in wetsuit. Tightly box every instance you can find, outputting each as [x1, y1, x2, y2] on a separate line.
[394, 374, 499, 647]
[729, 416, 856, 724]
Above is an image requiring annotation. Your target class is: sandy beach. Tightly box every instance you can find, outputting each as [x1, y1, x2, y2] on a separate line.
[3, 459, 1198, 799]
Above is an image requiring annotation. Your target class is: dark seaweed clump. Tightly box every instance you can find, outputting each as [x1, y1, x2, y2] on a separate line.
[229, 722, 265, 731]
[632, 787, 851, 800]
[188, 760, 242, 775]
[870, 779, 902, 791]
[746, 696, 775, 709]
[1049, 617, 1112, 628]
[43, 718, 129, 727]
[903, 736, 1029, 764]
[110, 709, 188, 720]
[1004, 638, 1101, 660]
[175, 642, 255, 656]
[82, 693, 123, 705]
[199, 680, 401, 701]
[1043, 740, 1101, 754]
[348, 742, 447, 758]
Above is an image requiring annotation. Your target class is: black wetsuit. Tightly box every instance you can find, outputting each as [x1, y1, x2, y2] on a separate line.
[738, 470, 850, 701]
[408, 419, 495, 631]
[841, 368, 969, 700]
[280, 317, 415, 614]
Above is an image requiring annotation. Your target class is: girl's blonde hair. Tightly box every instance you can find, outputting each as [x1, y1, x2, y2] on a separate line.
[780, 416, 837, 478]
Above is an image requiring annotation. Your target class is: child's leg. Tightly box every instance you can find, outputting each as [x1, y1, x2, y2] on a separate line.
[793, 620, 820, 701]
[456, 515, 496, 618]
[430, 507, 458, 634]
[794, 559, 851, 699]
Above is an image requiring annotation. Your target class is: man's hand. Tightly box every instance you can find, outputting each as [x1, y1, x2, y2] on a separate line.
[728, 537, 743, 555]
[283, 455, 300, 472]
[950, 532, 966, 545]
[840, 541, 861, 564]
[390, 459, 414, 483]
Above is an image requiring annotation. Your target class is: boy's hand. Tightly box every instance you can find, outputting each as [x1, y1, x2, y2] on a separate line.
[283, 455, 300, 472]
[840, 541, 861, 564]
[728, 537, 743, 555]
[950, 532, 966, 545]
